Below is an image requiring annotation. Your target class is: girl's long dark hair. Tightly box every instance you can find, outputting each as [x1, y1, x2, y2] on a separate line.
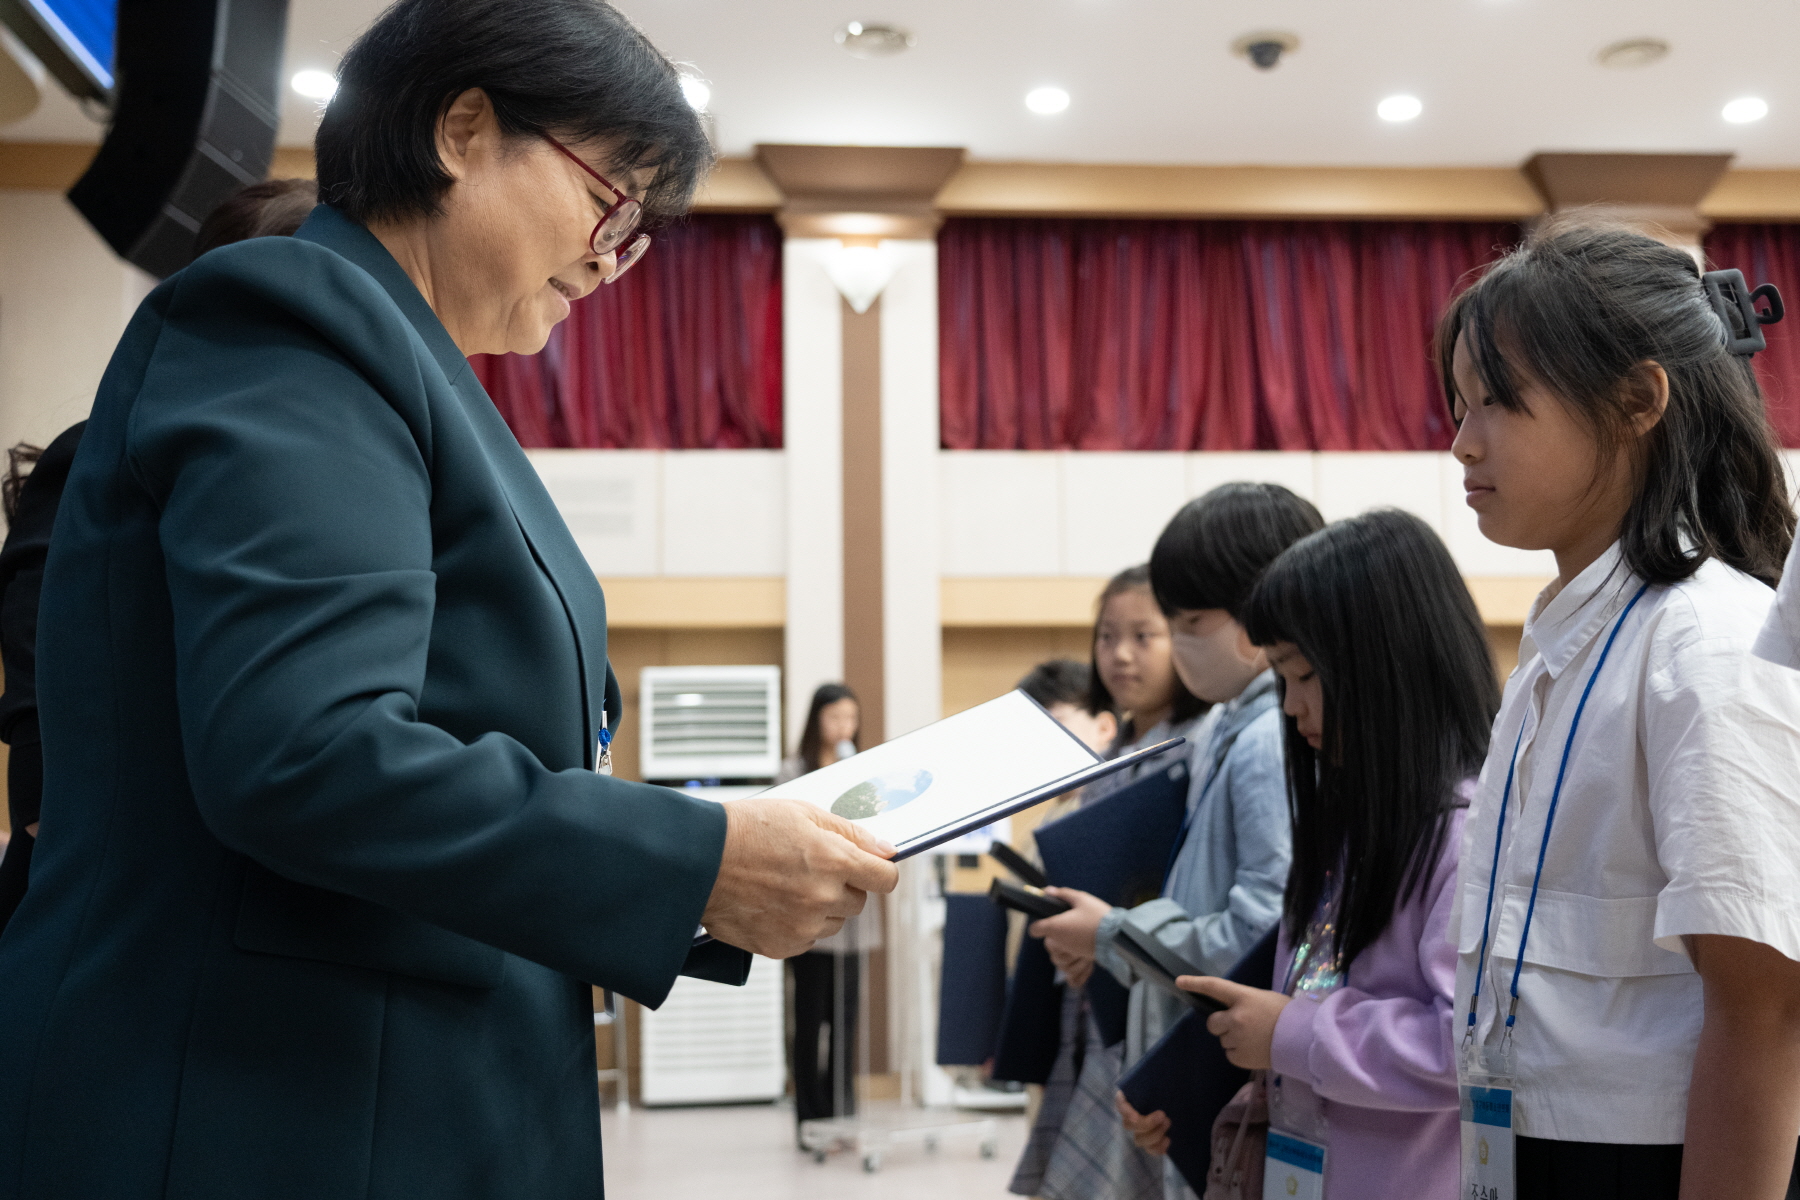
[1086, 565, 1207, 739]
[3, 442, 42, 525]
[1438, 217, 1794, 587]
[1245, 510, 1499, 969]
[797, 683, 859, 774]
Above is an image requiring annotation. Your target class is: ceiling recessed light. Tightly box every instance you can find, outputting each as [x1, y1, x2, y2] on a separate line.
[1596, 37, 1670, 69]
[1377, 93, 1422, 122]
[679, 75, 710, 111]
[1723, 96, 1769, 124]
[1026, 86, 1070, 115]
[835, 21, 914, 58]
[290, 69, 337, 101]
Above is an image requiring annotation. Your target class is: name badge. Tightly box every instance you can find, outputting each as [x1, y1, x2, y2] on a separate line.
[1264, 1130, 1325, 1200]
[1459, 1084, 1515, 1200]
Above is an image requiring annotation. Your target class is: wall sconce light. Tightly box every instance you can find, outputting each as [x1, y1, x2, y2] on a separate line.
[822, 237, 903, 314]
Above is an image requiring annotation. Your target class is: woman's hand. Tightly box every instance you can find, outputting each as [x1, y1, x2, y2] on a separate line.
[1030, 887, 1112, 989]
[1180, 976, 1291, 1070]
[700, 799, 898, 960]
[1115, 1091, 1171, 1155]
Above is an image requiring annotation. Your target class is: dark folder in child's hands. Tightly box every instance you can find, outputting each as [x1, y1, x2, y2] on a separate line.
[990, 754, 1190, 1077]
[1117, 927, 1279, 1192]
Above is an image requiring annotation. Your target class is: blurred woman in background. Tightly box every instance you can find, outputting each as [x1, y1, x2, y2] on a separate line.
[780, 683, 880, 1144]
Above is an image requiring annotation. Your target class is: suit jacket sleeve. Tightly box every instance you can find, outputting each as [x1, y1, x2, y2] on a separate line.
[127, 259, 730, 1007]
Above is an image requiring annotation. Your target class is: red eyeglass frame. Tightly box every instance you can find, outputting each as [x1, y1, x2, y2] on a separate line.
[543, 134, 650, 283]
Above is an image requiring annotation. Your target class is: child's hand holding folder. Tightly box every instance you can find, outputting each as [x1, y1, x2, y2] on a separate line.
[1176, 975, 1291, 1070]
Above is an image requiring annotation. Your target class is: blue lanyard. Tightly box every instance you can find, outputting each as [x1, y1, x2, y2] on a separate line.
[1463, 582, 1649, 1048]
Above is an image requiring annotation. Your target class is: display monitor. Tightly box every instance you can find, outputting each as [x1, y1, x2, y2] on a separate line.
[0, 0, 116, 100]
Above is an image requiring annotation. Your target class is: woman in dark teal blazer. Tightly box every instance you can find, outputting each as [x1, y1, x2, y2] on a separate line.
[0, 2, 896, 1196]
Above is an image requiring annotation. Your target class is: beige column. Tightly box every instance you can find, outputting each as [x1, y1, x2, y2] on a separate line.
[1522, 151, 1734, 258]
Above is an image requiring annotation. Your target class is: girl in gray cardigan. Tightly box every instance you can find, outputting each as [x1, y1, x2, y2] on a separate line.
[1034, 482, 1322, 1200]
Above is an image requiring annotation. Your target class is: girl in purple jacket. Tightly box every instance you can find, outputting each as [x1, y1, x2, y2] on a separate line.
[1166, 509, 1499, 1199]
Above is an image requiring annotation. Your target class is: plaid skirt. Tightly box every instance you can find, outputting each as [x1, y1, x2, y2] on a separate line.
[1009, 990, 1163, 1200]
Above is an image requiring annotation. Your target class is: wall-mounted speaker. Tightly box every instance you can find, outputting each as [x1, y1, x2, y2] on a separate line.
[67, 0, 289, 279]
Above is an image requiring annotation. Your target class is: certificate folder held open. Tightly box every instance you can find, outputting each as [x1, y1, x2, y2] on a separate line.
[747, 690, 1183, 860]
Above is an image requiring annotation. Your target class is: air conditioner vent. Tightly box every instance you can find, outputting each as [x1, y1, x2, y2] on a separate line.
[640, 665, 781, 782]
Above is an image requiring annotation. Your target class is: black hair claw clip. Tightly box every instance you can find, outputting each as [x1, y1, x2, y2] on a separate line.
[1704, 268, 1784, 356]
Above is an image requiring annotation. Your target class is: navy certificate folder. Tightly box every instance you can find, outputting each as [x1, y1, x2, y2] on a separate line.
[991, 753, 1190, 1074]
[1116, 927, 1279, 1191]
[937, 894, 1010, 1066]
[1035, 756, 1190, 1046]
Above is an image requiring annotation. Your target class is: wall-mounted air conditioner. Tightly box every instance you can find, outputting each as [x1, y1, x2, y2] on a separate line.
[639, 665, 782, 785]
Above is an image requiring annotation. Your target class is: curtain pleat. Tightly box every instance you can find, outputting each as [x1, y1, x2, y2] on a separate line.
[1702, 223, 1800, 447]
[471, 214, 784, 449]
[938, 217, 1518, 451]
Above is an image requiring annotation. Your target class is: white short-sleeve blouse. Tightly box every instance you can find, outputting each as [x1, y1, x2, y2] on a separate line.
[1450, 543, 1800, 1144]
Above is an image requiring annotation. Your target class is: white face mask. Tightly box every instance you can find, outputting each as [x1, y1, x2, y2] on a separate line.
[1172, 622, 1264, 704]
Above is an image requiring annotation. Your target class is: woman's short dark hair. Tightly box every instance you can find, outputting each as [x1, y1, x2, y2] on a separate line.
[1086, 565, 1207, 734]
[797, 683, 859, 774]
[1438, 217, 1795, 587]
[315, 0, 713, 226]
[1245, 509, 1499, 970]
[1017, 660, 1094, 713]
[193, 178, 318, 258]
[1149, 483, 1325, 617]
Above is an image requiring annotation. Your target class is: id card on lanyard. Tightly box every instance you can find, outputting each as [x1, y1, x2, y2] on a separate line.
[1266, 892, 1337, 1199]
[595, 712, 613, 776]
[1457, 583, 1647, 1200]
[1265, 1130, 1325, 1200]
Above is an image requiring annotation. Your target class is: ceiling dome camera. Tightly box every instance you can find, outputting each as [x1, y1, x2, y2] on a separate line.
[1232, 31, 1300, 72]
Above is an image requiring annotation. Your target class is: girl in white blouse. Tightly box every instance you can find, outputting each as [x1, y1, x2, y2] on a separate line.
[1440, 219, 1800, 1200]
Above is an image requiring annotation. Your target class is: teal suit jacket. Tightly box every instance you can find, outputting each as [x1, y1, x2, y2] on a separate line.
[0, 205, 748, 1199]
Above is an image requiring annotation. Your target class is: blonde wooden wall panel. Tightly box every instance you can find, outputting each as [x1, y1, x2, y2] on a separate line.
[5, 144, 1799, 219]
[598, 577, 785, 629]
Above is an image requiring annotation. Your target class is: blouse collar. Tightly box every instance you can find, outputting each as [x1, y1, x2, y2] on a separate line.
[1520, 541, 1644, 680]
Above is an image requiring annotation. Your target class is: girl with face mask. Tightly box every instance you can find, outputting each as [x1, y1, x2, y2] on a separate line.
[1032, 482, 1322, 1200]
[1009, 568, 1211, 1200]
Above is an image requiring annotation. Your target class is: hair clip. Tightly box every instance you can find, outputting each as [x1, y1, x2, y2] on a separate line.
[1703, 268, 1784, 356]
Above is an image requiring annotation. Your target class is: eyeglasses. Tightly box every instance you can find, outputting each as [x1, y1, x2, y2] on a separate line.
[543, 134, 650, 283]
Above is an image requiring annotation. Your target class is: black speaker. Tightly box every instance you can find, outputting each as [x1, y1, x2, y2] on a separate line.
[68, 0, 289, 279]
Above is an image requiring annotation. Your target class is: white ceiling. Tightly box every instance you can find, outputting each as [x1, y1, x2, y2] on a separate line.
[6, 0, 1800, 167]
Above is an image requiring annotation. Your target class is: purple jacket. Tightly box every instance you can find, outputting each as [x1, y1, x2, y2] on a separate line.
[1268, 806, 1465, 1200]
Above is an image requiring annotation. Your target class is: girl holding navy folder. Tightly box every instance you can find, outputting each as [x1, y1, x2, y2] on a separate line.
[1139, 509, 1496, 1199]
[1434, 222, 1800, 1199]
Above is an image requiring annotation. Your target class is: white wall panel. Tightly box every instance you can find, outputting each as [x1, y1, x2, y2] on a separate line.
[1314, 452, 1444, 530]
[1062, 452, 1188, 577]
[1186, 451, 1317, 504]
[880, 243, 945, 737]
[660, 450, 785, 576]
[0, 191, 154, 456]
[1437, 455, 1558, 579]
[939, 452, 1062, 576]
[525, 449, 661, 577]
[782, 240, 847, 751]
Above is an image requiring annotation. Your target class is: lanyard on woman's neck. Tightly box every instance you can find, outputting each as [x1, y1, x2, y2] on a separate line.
[1461, 582, 1650, 1058]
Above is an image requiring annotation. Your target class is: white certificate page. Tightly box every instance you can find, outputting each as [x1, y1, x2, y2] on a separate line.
[750, 690, 1100, 852]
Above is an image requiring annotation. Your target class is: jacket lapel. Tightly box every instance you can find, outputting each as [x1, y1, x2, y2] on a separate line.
[293, 206, 611, 765]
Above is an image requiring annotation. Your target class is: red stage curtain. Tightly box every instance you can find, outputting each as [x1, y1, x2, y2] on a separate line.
[938, 217, 1519, 451]
[1703, 223, 1800, 446]
[471, 214, 784, 449]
